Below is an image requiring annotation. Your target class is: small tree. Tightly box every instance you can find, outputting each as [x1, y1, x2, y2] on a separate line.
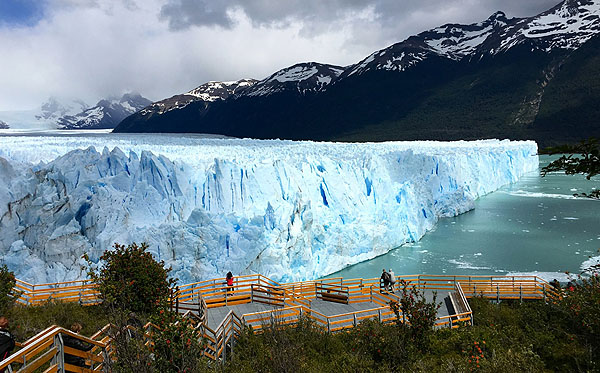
[0, 265, 18, 314]
[390, 280, 440, 350]
[84, 242, 176, 315]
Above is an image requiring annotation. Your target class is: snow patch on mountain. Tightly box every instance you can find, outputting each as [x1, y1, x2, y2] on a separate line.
[139, 79, 257, 116]
[0, 135, 538, 284]
[497, 0, 600, 53]
[244, 63, 345, 97]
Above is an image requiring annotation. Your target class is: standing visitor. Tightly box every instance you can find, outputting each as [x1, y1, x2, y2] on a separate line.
[226, 271, 234, 293]
[388, 268, 396, 293]
[0, 317, 15, 372]
[380, 269, 390, 292]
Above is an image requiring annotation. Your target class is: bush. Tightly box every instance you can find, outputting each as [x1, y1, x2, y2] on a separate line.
[84, 242, 176, 315]
[109, 311, 208, 373]
[6, 302, 109, 341]
[558, 269, 600, 367]
[390, 280, 441, 350]
[0, 265, 18, 314]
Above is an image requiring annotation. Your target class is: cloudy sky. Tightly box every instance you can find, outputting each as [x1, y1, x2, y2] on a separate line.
[0, 0, 560, 110]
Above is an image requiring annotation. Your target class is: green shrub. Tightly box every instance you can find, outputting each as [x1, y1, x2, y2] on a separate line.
[0, 265, 18, 314]
[84, 242, 176, 315]
[6, 302, 109, 341]
[151, 311, 208, 372]
[390, 280, 441, 350]
[109, 310, 209, 373]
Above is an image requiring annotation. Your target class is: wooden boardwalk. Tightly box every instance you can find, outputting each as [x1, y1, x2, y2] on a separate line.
[6, 274, 558, 363]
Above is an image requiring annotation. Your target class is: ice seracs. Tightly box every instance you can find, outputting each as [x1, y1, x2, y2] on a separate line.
[0, 136, 538, 284]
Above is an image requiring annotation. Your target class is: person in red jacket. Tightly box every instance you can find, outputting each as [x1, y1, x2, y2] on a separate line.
[226, 271, 234, 293]
[0, 317, 15, 372]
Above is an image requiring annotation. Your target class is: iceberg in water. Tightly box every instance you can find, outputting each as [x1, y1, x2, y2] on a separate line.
[0, 135, 538, 283]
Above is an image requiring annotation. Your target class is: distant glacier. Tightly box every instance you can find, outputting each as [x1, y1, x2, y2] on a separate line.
[0, 135, 538, 283]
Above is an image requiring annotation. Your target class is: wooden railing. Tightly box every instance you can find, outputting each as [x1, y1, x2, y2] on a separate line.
[7, 273, 558, 364]
[14, 279, 100, 306]
[0, 325, 111, 372]
[12, 274, 556, 309]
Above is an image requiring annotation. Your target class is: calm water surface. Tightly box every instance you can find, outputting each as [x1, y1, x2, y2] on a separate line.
[328, 155, 600, 281]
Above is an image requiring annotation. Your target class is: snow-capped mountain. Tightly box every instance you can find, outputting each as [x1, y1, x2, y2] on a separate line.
[138, 79, 257, 117]
[58, 93, 151, 129]
[115, 0, 600, 146]
[345, 11, 515, 77]
[0, 97, 89, 130]
[37, 97, 89, 122]
[243, 63, 345, 97]
[345, 0, 600, 77]
[0, 120, 8, 129]
[482, 0, 600, 55]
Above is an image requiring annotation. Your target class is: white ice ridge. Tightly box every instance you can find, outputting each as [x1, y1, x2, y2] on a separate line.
[0, 136, 538, 284]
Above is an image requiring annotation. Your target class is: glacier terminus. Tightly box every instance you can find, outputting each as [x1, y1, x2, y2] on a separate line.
[0, 135, 538, 284]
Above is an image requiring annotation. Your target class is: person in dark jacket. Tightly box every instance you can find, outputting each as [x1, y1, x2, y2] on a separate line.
[0, 316, 15, 371]
[380, 269, 390, 292]
[62, 323, 93, 368]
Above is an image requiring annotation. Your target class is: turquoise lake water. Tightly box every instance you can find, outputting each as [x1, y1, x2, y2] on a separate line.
[328, 155, 600, 282]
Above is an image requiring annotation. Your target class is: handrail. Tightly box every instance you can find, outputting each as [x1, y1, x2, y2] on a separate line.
[11, 274, 555, 306]
[0, 325, 110, 371]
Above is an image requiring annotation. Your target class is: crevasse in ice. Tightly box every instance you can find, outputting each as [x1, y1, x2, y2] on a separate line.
[0, 135, 538, 283]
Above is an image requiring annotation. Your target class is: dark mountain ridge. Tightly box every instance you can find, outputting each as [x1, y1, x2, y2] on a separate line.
[115, 0, 600, 147]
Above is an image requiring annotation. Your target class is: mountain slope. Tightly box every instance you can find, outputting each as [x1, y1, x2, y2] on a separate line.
[114, 0, 600, 147]
[58, 93, 151, 129]
[116, 79, 256, 132]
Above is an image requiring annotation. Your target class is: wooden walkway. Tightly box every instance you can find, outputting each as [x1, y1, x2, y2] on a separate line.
[5, 273, 558, 364]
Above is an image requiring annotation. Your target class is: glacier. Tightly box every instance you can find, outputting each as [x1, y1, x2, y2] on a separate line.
[0, 135, 538, 284]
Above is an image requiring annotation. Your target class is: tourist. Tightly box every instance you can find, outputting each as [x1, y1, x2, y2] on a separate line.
[380, 269, 390, 292]
[226, 271, 234, 293]
[126, 312, 143, 339]
[549, 279, 560, 290]
[388, 268, 396, 293]
[62, 323, 93, 368]
[0, 317, 15, 372]
[566, 281, 575, 292]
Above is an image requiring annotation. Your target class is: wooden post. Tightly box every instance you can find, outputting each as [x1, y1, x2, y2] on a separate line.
[353, 313, 357, 327]
[327, 318, 331, 333]
[496, 285, 499, 303]
[519, 284, 523, 303]
[449, 317, 453, 329]
[378, 309, 382, 322]
[55, 334, 65, 373]
[176, 286, 180, 314]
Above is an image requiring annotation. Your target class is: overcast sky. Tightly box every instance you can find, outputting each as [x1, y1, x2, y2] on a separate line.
[0, 0, 560, 111]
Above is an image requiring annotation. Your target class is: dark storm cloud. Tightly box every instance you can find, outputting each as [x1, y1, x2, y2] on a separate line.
[159, 0, 562, 31]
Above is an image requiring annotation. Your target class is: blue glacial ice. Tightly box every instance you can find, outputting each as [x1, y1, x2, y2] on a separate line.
[0, 136, 538, 283]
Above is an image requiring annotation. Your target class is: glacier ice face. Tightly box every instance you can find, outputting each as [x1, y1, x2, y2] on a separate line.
[0, 135, 538, 284]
